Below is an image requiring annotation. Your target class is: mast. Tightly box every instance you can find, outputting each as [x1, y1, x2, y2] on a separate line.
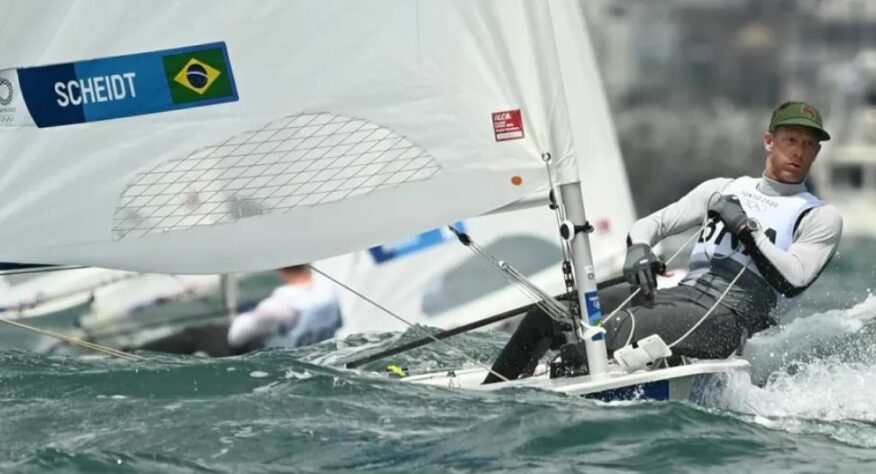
[558, 182, 609, 377]
[220, 274, 238, 319]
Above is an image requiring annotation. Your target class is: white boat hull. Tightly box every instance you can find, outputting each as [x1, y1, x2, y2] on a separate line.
[403, 358, 750, 401]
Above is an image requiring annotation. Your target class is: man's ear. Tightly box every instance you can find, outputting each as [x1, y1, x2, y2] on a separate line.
[763, 132, 774, 151]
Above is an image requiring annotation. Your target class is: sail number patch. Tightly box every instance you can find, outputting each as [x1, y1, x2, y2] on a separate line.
[14, 42, 238, 128]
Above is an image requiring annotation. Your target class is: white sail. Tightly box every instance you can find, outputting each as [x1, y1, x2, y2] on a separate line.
[0, 268, 133, 316]
[321, 1, 637, 334]
[84, 274, 221, 325]
[0, 0, 582, 274]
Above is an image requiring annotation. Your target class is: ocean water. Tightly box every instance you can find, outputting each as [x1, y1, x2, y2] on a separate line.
[1, 237, 876, 473]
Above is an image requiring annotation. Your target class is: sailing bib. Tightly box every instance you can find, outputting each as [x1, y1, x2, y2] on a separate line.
[689, 176, 823, 285]
[265, 277, 343, 348]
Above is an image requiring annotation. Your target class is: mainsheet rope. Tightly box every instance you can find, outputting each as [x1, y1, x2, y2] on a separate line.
[309, 266, 510, 382]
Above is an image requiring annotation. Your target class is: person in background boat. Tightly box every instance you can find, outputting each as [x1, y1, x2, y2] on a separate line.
[130, 265, 341, 356]
[484, 101, 843, 383]
[227, 264, 343, 353]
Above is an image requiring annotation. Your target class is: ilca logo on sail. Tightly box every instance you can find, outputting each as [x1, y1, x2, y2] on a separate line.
[163, 48, 234, 104]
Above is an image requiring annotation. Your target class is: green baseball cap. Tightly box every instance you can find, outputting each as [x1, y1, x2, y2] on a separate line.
[768, 101, 830, 141]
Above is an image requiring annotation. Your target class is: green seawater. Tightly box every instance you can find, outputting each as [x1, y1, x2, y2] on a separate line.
[1, 238, 875, 473]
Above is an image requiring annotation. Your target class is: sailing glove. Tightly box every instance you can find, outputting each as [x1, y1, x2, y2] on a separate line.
[622, 243, 664, 299]
[707, 194, 753, 236]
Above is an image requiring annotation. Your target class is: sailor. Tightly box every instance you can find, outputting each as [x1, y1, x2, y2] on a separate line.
[484, 101, 843, 383]
[126, 265, 342, 356]
[227, 265, 343, 352]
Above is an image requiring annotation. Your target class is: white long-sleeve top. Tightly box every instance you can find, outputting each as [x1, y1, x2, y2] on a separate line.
[228, 275, 342, 349]
[627, 174, 842, 319]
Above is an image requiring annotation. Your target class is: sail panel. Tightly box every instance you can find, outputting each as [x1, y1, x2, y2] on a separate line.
[0, 0, 580, 273]
[320, 2, 638, 333]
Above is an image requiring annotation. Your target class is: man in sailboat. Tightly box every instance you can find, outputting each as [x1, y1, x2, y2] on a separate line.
[484, 101, 843, 383]
[131, 265, 342, 356]
[227, 265, 343, 352]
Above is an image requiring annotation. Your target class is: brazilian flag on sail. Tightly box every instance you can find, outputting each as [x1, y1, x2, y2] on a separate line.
[162, 47, 235, 104]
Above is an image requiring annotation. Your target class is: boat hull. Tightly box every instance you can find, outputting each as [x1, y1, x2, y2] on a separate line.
[402, 358, 749, 402]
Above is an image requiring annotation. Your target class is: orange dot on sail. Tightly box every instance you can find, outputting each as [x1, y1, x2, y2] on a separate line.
[511, 176, 523, 186]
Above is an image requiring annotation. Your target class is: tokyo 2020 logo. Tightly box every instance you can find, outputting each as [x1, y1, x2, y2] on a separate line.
[0, 78, 13, 106]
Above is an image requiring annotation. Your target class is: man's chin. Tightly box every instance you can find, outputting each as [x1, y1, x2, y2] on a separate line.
[777, 172, 805, 184]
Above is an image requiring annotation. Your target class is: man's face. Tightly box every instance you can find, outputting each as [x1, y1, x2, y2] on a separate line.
[763, 125, 822, 183]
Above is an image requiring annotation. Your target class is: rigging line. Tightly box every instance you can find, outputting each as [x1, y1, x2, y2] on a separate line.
[601, 217, 712, 325]
[498, 262, 565, 315]
[457, 257, 564, 323]
[465, 250, 567, 322]
[309, 265, 510, 382]
[448, 226, 568, 319]
[0, 317, 144, 360]
[667, 262, 748, 348]
[497, 254, 567, 314]
[491, 262, 565, 317]
[622, 309, 636, 347]
[500, 263, 567, 318]
[448, 249, 544, 314]
[504, 282, 567, 323]
[343, 274, 630, 368]
[485, 270, 556, 318]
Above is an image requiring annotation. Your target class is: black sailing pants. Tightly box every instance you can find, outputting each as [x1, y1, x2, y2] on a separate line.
[483, 285, 745, 384]
[128, 323, 256, 357]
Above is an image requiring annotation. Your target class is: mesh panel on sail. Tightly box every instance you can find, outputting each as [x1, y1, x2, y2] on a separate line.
[112, 112, 440, 240]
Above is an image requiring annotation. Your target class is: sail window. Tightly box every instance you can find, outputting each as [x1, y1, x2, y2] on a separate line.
[112, 112, 440, 240]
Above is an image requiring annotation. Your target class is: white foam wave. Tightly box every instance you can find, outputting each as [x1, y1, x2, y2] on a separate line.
[708, 361, 876, 448]
[744, 293, 876, 377]
[705, 294, 876, 446]
[761, 293, 876, 344]
[308, 331, 403, 366]
[716, 360, 876, 422]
